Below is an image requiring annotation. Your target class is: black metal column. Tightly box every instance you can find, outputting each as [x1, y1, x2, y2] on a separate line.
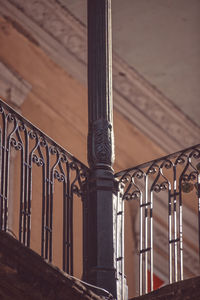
[84, 0, 117, 297]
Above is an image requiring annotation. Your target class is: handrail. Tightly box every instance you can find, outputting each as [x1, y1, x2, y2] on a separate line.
[115, 144, 200, 178]
[0, 99, 88, 276]
[1, 98, 199, 297]
[0, 99, 88, 170]
[115, 143, 200, 295]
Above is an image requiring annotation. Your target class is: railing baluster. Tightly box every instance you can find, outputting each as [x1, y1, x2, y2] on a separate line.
[0, 99, 87, 284]
[62, 159, 68, 272]
[178, 155, 189, 282]
[70, 185, 74, 276]
[45, 146, 50, 261]
[41, 144, 46, 258]
[49, 150, 57, 263]
[66, 161, 71, 273]
[19, 133, 24, 243]
[49, 170, 54, 263]
[150, 190, 153, 292]
[23, 128, 29, 246]
[198, 174, 200, 263]
[115, 182, 126, 299]
[179, 190, 184, 280]
[70, 164, 76, 276]
[27, 132, 37, 248]
[4, 118, 11, 232]
[139, 191, 143, 296]
[0, 98, 200, 297]
[168, 186, 172, 283]
[115, 145, 200, 296]
[0, 128, 2, 229]
[144, 175, 148, 294]
[116, 183, 119, 291]
[0, 112, 6, 230]
[27, 146, 32, 247]
[173, 165, 178, 282]
[121, 195, 125, 299]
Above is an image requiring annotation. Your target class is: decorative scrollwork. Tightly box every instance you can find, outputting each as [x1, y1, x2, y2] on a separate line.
[115, 146, 200, 199]
[79, 168, 87, 181]
[88, 119, 114, 167]
[175, 154, 186, 165]
[19, 122, 26, 131]
[7, 113, 15, 123]
[124, 189, 141, 201]
[60, 153, 67, 163]
[93, 120, 112, 164]
[120, 171, 143, 201]
[50, 146, 58, 155]
[147, 164, 158, 175]
[160, 159, 173, 170]
[39, 137, 47, 147]
[120, 173, 131, 184]
[32, 154, 44, 166]
[153, 181, 168, 193]
[29, 130, 37, 139]
[69, 161, 77, 170]
[10, 137, 22, 150]
[182, 171, 198, 182]
[132, 169, 144, 180]
[189, 148, 200, 160]
[54, 170, 65, 182]
[0, 99, 89, 259]
[72, 184, 82, 197]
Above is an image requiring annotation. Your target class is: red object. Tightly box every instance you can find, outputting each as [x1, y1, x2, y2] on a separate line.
[148, 270, 164, 292]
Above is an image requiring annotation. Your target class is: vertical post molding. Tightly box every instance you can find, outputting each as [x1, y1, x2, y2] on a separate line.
[84, 0, 117, 297]
[87, 0, 114, 170]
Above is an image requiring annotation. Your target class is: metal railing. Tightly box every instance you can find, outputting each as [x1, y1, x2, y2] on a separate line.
[0, 99, 88, 276]
[1, 98, 200, 298]
[115, 145, 200, 296]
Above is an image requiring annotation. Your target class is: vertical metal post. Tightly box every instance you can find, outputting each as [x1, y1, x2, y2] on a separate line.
[84, 0, 117, 297]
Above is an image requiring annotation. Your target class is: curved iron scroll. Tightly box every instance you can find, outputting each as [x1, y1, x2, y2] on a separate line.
[115, 144, 200, 295]
[0, 99, 88, 276]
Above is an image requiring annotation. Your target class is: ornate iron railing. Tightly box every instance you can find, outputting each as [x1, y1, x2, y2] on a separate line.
[1, 98, 200, 298]
[115, 145, 200, 296]
[0, 99, 88, 276]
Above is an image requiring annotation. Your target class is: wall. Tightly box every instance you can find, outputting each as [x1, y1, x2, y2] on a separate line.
[1, 7, 200, 295]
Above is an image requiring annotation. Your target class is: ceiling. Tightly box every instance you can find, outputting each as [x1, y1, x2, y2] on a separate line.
[63, 0, 200, 126]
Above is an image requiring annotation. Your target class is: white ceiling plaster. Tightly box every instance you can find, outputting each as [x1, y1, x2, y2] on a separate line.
[63, 0, 200, 126]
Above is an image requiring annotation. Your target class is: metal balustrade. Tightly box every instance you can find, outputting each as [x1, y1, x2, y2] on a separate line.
[0, 99, 88, 276]
[115, 146, 200, 296]
[1, 98, 200, 299]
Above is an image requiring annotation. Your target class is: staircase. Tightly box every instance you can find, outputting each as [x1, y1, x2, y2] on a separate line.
[0, 230, 104, 300]
[132, 276, 200, 300]
[1, 229, 200, 300]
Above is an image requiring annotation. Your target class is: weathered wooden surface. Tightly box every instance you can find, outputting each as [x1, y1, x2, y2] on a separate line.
[132, 276, 200, 300]
[0, 231, 104, 300]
